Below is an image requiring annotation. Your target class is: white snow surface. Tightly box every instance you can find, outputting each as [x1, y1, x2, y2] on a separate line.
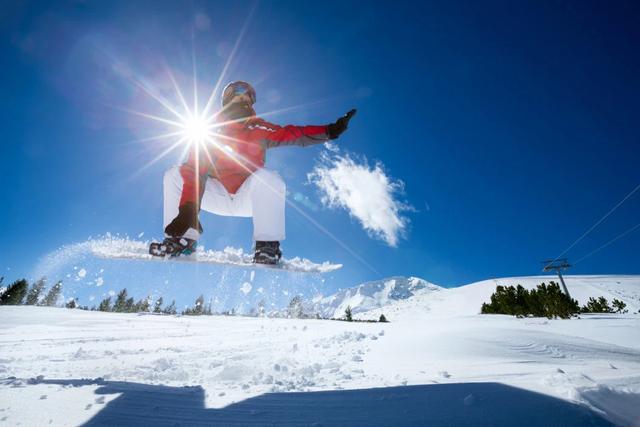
[1, 275, 639, 425]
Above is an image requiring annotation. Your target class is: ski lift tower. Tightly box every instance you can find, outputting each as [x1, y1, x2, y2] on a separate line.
[541, 258, 572, 298]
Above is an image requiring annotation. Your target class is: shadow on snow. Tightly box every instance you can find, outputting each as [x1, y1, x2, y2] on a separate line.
[33, 379, 613, 426]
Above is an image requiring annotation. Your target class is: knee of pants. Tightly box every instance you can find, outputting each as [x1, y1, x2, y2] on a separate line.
[164, 166, 182, 189]
[254, 169, 286, 195]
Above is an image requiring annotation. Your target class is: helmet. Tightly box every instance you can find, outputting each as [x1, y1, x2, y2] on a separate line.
[222, 81, 256, 107]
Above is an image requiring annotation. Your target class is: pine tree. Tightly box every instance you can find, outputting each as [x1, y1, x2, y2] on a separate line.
[183, 295, 205, 315]
[26, 278, 46, 305]
[136, 297, 150, 313]
[514, 285, 529, 317]
[113, 289, 128, 312]
[98, 297, 112, 312]
[0, 279, 28, 305]
[288, 296, 304, 318]
[344, 305, 353, 322]
[163, 300, 177, 315]
[612, 299, 627, 314]
[193, 295, 205, 315]
[379, 314, 388, 323]
[535, 282, 578, 319]
[203, 303, 212, 315]
[154, 297, 164, 313]
[125, 297, 135, 313]
[65, 298, 77, 309]
[257, 299, 266, 317]
[581, 297, 613, 313]
[42, 281, 63, 307]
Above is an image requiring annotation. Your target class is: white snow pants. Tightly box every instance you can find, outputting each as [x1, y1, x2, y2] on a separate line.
[163, 167, 286, 241]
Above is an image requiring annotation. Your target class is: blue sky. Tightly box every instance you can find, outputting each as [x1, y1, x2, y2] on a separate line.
[1, 0, 639, 302]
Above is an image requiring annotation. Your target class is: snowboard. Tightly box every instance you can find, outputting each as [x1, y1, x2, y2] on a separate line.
[88, 237, 341, 274]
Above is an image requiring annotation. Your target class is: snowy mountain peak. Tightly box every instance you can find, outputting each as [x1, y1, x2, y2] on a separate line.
[304, 276, 441, 319]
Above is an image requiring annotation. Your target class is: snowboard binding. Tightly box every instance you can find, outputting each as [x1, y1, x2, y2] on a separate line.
[253, 241, 282, 265]
[149, 237, 198, 258]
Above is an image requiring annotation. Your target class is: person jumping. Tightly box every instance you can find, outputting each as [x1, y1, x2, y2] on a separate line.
[150, 81, 356, 264]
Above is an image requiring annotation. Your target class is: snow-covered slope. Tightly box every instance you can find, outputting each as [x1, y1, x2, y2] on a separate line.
[298, 276, 441, 318]
[287, 274, 640, 321]
[1, 275, 639, 425]
[359, 275, 640, 321]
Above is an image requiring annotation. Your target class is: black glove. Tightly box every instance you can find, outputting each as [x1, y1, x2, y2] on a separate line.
[327, 109, 357, 139]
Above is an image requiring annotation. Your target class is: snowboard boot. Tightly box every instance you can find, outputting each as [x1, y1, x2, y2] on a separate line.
[149, 236, 198, 257]
[253, 241, 282, 265]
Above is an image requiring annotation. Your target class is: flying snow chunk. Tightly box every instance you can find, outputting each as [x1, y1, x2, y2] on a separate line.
[95, 277, 104, 287]
[77, 269, 87, 278]
[240, 282, 252, 295]
[308, 145, 412, 247]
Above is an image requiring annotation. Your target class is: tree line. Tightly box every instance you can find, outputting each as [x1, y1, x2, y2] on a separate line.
[0, 275, 230, 316]
[95, 288, 179, 314]
[0, 276, 181, 313]
[1, 276, 391, 321]
[480, 281, 629, 319]
[0, 277, 63, 307]
[286, 296, 389, 322]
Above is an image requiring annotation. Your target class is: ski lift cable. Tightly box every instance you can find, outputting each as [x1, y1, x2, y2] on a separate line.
[548, 182, 640, 266]
[574, 221, 640, 265]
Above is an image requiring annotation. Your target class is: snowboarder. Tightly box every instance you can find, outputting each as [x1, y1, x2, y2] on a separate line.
[151, 81, 356, 264]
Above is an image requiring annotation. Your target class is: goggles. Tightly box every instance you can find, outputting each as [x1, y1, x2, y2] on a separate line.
[223, 82, 256, 105]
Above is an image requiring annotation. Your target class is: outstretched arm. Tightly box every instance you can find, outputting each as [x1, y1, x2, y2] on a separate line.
[252, 120, 330, 148]
[254, 109, 357, 148]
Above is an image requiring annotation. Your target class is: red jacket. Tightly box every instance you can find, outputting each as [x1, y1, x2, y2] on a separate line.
[178, 117, 329, 207]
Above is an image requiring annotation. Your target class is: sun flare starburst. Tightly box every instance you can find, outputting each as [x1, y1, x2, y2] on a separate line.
[181, 114, 214, 145]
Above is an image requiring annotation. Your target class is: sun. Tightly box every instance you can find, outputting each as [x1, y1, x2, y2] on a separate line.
[181, 115, 212, 144]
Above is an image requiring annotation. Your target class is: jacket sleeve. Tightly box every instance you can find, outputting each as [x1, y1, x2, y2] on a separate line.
[251, 119, 330, 148]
